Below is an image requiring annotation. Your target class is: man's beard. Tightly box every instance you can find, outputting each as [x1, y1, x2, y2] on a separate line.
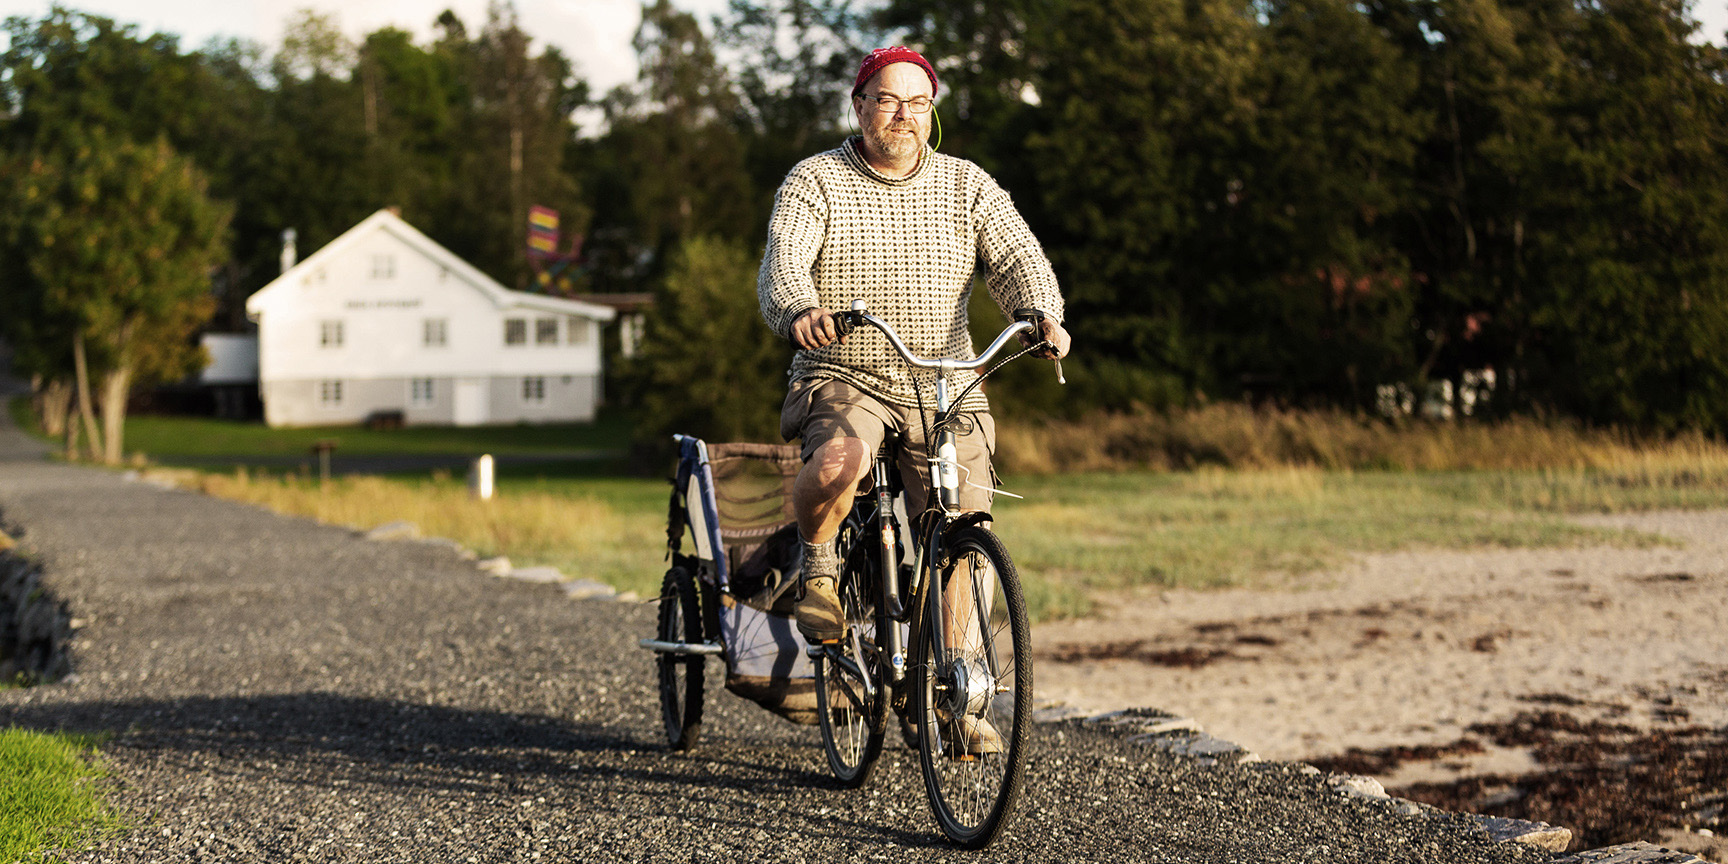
[863, 121, 925, 165]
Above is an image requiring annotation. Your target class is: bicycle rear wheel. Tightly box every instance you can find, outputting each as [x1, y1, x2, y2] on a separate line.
[815, 538, 888, 785]
[655, 566, 704, 751]
[911, 525, 1032, 849]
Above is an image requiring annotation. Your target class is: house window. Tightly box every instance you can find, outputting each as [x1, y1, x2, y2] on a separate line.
[504, 318, 527, 346]
[319, 380, 343, 405]
[410, 378, 435, 405]
[567, 317, 589, 344]
[371, 254, 395, 279]
[320, 320, 344, 348]
[424, 318, 447, 347]
[535, 317, 559, 345]
[522, 376, 546, 403]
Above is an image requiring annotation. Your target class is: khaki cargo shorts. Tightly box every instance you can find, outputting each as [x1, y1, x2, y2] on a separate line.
[780, 377, 996, 515]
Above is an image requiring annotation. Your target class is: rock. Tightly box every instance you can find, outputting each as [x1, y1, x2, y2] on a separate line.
[508, 566, 563, 584]
[363, 521, 420, 542]
[1551, 841, 1716, 863]
[1330, 774, 1389, 800]
[476, 557, 512, 576]
[1137, 717, 1203, 736]
[419, 537, 474, 559]
[1471, 815, 1572, 852]
[563, 579, 616, 601]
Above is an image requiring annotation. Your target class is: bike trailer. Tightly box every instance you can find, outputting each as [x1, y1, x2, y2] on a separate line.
[663, 436, 820, 725]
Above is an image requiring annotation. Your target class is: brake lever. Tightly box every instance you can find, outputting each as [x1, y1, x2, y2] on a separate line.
[1031, 338, 1066, 384]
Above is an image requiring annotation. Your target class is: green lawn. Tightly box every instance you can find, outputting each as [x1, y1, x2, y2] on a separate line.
[0, 728, 117, 862]
[122, 409, 632, 458]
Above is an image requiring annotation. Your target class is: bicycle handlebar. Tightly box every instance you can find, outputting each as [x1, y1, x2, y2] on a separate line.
[835, 299, 1037, 373]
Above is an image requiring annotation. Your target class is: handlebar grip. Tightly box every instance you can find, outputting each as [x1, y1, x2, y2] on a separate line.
[834, 311, 861, 338]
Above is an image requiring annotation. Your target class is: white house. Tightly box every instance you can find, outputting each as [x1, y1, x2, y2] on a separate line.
[245, 209, 616, 428]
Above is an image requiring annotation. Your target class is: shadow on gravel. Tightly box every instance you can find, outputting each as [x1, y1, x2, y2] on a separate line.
[2, 691, 949, 850]
[1, 691, 824, 796]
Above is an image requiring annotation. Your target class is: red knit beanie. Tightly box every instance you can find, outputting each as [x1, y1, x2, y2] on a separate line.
[852, 47, 939, 98]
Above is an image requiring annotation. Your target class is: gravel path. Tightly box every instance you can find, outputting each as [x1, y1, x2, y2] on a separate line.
[0, 409, 1553, 862]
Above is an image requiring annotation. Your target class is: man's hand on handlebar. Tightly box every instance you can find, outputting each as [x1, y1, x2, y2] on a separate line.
[1019, 317, 1071, 361]
[791, 307, 847, 350]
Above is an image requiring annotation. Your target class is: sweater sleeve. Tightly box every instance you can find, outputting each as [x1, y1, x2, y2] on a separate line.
[975, 177, 1064, 324]
[758, 166, 829, 339]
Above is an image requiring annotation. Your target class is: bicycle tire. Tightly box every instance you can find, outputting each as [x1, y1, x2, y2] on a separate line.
[655, 565, 705, 751]
[911, 525, 1032, 849]
[816, 528, 889, 785]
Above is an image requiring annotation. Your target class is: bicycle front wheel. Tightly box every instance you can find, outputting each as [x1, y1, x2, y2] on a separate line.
[815, 542, 888, 786]
[911, 525, 1032, 849]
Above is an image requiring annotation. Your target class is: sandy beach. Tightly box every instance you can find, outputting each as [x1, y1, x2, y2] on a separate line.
[1034, 508, 1728, 855]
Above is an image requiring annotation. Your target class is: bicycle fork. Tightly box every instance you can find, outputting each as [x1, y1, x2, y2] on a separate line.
[872, 457, 909, 691]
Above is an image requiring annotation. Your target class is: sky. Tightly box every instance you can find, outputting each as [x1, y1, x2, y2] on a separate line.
[0, 0, 1722, 96]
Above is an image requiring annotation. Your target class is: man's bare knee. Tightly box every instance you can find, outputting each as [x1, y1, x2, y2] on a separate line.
[794, 437, 873, 545]
[803, 437, 872, 499]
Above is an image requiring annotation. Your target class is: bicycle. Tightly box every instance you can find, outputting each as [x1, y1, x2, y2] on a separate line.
[810, 299, 1059, 849]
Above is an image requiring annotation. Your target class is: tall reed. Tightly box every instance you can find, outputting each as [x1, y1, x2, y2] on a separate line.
[995, 404, 1728, 474]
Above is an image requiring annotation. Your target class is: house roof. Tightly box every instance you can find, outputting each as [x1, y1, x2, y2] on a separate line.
[245, 209, 617, 322]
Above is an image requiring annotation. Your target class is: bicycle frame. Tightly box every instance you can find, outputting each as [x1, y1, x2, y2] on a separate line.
[829, 300, 1037, 694]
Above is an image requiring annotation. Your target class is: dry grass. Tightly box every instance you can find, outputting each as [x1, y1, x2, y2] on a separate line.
[165, 407, 1728, 622]
[995, 403, 1728, 474]
[191, 470, 666, 597]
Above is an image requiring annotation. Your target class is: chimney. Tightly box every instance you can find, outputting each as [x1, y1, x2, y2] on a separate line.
[280, 228, 297, 274]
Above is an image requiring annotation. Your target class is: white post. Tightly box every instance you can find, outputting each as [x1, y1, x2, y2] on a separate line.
[470, 454, 495, 500]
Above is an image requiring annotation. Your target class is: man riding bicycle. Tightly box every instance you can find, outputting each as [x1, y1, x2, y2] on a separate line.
[756, 46, 1072, 678]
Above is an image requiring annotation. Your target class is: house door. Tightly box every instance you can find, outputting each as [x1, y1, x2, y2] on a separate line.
[453, 378, 487, 426]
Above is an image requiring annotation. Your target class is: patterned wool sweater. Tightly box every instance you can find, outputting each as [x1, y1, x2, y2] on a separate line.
[758, 136, 1064, 413]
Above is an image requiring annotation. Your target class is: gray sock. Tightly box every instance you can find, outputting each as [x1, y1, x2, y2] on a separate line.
[801, 539, 839, 580]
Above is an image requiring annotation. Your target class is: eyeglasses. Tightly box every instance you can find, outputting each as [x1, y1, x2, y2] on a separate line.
[859, 93, 933, 114]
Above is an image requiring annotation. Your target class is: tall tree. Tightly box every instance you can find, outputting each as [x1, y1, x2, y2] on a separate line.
[581, 0, 753, 291]
[0, 8, 215, 154]
[717, 0, 872, 238]
[1019, 0, 1264, 410]
[436, 3, 587, 290]
[626, 234, 787, 449]
[0, 130, 230, 463]
[878, 0, 1052, 184]
[1215, 0, 1428, 407]
[1393, 0, 1728, 429]
[1518, 0, 1728, 430]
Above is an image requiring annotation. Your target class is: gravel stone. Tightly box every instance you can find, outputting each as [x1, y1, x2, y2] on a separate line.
[0, 412, 1552, 862]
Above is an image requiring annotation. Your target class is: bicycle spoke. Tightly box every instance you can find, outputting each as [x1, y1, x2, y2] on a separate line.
[816, 531, 888, 787]
[914, 526, 1030, 849]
